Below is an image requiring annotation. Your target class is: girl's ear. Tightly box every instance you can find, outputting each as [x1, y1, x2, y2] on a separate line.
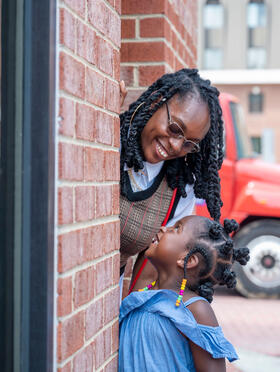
[177, 253, 199, 270]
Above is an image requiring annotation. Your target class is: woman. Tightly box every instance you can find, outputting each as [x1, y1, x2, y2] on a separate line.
[119, 69, 224, 292]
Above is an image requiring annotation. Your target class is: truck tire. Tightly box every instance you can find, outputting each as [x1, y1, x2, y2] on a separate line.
[234, 219, 280, 298]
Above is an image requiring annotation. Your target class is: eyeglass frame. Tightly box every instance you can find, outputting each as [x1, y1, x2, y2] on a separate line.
[165, 101, 200, 153]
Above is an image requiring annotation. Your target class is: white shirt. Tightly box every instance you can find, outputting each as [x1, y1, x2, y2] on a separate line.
[124, 161, 195, 227]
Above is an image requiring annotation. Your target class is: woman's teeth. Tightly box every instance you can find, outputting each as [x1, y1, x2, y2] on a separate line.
[156, 143, 168, 158]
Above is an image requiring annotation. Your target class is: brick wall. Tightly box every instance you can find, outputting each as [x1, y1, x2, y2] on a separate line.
[121, 0, 198, 110]
[57, 1, 121, 371]
[120, 0, 198, 296]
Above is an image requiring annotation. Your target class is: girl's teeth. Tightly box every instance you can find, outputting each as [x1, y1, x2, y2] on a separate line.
[156, 143, 168, 158]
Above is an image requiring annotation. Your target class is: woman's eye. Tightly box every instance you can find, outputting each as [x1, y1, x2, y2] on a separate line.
[168, 123, 183, 137]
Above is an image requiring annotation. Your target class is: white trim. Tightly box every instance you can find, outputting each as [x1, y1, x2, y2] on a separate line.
[199, 69, 280, 85]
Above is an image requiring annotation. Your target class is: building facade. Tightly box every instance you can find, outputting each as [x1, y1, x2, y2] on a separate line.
[198, 0, 280, 162]
[1, 1, 198, 371]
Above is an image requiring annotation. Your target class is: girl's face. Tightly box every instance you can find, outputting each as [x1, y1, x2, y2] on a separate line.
[140, 95, 210, 164]
[145, 216, 202, 265]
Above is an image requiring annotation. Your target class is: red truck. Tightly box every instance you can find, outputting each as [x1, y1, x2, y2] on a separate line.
[196, 93, 280, 298]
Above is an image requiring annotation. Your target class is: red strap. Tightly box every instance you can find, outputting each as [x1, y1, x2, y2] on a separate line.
[128, 188, 177, 294]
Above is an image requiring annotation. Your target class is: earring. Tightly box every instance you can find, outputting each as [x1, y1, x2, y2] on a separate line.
[129, 101, 145, 126]
[175, 278, 187, 307]
[184, 155, 188, 165]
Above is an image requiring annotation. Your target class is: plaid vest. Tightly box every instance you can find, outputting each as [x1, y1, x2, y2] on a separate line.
[120, 169, 175, 268]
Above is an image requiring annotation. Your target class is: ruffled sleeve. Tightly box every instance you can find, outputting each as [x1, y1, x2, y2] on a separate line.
[120, 289, 238, 362]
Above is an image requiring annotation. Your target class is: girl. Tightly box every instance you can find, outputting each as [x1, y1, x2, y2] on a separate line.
[119, 216, 250, 371]
[119, 69, 225, 291]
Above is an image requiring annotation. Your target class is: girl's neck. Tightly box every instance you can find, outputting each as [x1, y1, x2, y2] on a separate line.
[154, 270, 198, 299]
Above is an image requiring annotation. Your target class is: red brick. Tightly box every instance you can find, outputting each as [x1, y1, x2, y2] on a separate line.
[84, 147, 105, 182]
[96, 185, 112, 218]
[58, 187, 73, 225]
[95, 257, 113, 295]
[74, 267, 95, 308]
[112, 253, 120, 286]
[58, 228, 92, 273]
[112, 184, 120, 215]
[139, 65, 166, 87]
[60, 52, 85, 99]
[140, 17, 165, 38]
[76, 103, 96, 141]
[88, 0, 121, 47]
[104, 327, 111, 360]
[57, 277, 72, 317]
[57, 362, 71, 372]
[122, 0, 165, 14]
[104, 287, 119, 324]
[104, 150, 120, 181]
[95, 330, 105, 368]
[57, 311, 85, 362]
[63, 0, 85, 18]
[96, 111, 114, 146]
[111, 319, 119, 353]
[75, 186, 95, 222]
[105, 79, 119, 113]
[76, 20, 98, 66]
[103, 221, 119, 255]
[88, 0, 109, 37]
[60, 8, 76, 51]
[73, 343, 94, 372]
[120, 66, 134, 86]
[85, 68, 105, 107]
[59, 98, 75, 137]
[107, 9, 121, 48]
[98, 39, 114, 76]
[121, 42, 165, 62]
[121, 19, 135, 38]
[85, 297, 103, 340]
[115, 0, 121, 14]
[113, 117, 120, 147]
[104, 355, 118, 372]
[59, 143, 84, 181]
[113, 49, 120, 81]
[91, 224, 104, 259]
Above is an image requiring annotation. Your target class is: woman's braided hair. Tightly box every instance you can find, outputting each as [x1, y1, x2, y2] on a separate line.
[183, 219, 250, 303]
[120, 68, 224, 221]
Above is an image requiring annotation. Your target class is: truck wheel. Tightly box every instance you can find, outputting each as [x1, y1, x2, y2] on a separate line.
[234, 219, 280, 298]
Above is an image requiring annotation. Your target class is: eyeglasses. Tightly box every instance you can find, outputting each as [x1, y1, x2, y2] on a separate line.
[165, 102, 200, 153]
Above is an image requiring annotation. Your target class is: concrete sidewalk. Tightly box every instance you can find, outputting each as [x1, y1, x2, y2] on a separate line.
[212, 288, 280, 372]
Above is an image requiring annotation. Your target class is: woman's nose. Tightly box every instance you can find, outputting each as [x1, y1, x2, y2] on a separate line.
[169, 137, 184, 154]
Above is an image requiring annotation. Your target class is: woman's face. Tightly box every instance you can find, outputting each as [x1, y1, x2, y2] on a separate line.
[141, 94, 210, 164]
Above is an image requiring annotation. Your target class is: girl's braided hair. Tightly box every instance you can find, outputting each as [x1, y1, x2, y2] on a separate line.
[183, 219, 250, 303]
[120, 68, 224, 221]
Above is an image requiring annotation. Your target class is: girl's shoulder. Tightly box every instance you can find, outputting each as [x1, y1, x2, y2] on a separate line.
[185, 296, 219, 327]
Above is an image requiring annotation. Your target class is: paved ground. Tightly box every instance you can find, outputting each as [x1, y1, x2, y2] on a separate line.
[212, 288, 280, 372]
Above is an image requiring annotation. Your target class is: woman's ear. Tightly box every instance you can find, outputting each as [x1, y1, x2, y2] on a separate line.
[177, 253, 199, 270]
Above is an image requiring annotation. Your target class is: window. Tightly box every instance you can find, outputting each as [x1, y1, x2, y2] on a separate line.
[249, 89, 264, 112]
[251, 136, 262, 154]
[247, 0, 267, 69]
[203, 0, 224, 69]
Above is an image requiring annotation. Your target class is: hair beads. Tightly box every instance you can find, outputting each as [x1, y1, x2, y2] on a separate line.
[138, 281, 156, 292]
[176, 278, 187, 307]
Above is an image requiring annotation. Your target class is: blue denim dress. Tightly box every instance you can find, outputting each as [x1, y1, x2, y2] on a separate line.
[119, 290, 238, 372]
